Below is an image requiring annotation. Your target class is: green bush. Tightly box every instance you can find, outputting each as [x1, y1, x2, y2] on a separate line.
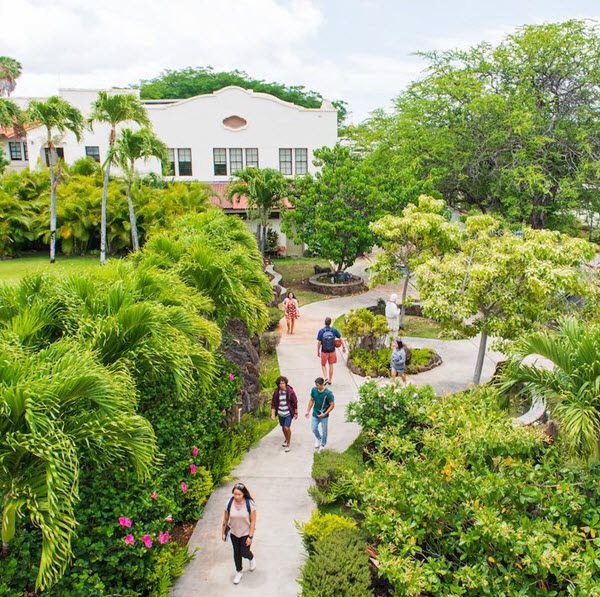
[145, 543, 195, 597]
[70, 156, 101, 176]
[299, 528, 373, 597]
[267, 306, 284, 331]
[296, 510, 357, 553]
[182, 467, 214, 520]
[343, 308, 388, 352]
[350, 346, 436, 376]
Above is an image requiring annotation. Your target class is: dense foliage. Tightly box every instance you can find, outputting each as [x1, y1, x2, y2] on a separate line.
[352, 20, 600, 230]
[0, 210, 274, 594]
[333, 382, 600, 596]
[0, 169, 212, 256]
[137, 66, 348, 125]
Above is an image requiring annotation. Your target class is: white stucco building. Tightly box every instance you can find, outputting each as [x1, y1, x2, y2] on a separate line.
[1, 86, 338, 255]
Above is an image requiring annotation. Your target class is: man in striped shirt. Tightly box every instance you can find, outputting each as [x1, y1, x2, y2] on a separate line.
[271, 376, 298, 452]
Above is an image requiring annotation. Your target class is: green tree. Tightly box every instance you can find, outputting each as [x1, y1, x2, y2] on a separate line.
[27, 97, 84, 263]
[138, 66, 348, 125]
[227, 167, 289, 257]
[112, 127, 169, 252]
[0, 57, 22, 96]
[0, 98, 23, 176]
[355, 20, 600, 229]
[498, 318, 600, 460]
[88, 92, 150, 264]
[416, 220, 595, 385]
[370, 195, 463, 326]
[284, 144, 381, 272]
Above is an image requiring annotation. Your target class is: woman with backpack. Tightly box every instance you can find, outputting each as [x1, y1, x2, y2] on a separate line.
[221, 482, 257, 585]
[390, 339, 407, 385]
[283, 291, 300, 334]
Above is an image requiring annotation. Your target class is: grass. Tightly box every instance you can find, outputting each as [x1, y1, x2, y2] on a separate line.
[271, 256, 334, 306]
[259, 345, 281, 391]
[0, 252, 106, 284]
[333, 311, 456, 340]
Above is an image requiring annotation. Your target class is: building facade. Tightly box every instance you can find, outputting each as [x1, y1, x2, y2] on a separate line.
[1, 86, 338, 255]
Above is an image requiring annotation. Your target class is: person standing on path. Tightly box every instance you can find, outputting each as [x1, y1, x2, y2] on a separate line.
[271, 376, 298, 452]
[385, 293, 400, 347]
[283, 291, 300, 334]
[390, 339, 407, 385]
[305, 377, 335, 452]
[316, 317, 344, 385]
[221, 483, 257, 585]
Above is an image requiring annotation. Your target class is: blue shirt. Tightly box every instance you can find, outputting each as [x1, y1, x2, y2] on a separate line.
[317, 326, 341, 352]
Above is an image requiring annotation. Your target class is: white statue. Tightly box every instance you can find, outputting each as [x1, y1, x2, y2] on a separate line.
[385, 293, 400, 346]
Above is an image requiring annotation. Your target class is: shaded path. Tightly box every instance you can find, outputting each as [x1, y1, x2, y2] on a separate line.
[172, 285, 500, 596]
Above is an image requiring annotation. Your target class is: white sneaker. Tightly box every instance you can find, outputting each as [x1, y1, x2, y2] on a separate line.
[318, 445, 324, 452]
[285, 445, 291, 452]
[249, 558, 256, 571]
[233, 571, 243, 584]
[314, 439, 321, 449]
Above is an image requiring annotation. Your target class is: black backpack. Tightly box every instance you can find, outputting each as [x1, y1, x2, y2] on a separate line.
[321, 329, 336, 352]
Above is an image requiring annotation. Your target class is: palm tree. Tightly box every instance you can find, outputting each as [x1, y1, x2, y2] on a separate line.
[0, 57, 22, 97]
[227, 167, 289, 257]
[0, 98, 23, 130]
[0, 338, 156, 590]
[112, 127, 168, 251]
[27, 97, 84, 263]
[88, 92, 150, 264]
[497, 318, 600, 460]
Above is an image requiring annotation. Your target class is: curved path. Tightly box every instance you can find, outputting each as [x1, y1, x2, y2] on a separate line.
[172, 285, 500, 596]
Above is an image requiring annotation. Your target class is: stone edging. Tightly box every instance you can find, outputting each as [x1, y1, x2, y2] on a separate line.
[346, 351, 443, 378]
[308, 273, 366, 296]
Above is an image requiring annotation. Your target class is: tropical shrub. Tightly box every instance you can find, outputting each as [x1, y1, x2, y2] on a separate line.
[299, 527, 373, 597]
[341, 386, 600, 596]
[297, 510, 358, 553]
[343, 308, 389, 353]
[350, 347, 436, 377]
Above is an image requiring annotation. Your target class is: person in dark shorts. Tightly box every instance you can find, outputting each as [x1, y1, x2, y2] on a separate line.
[271, 376, 298, 452]
[390, 339, 407, 385]
[316, 317, 344, 385]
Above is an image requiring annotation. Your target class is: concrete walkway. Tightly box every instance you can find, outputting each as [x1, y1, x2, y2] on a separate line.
[172, 285, 501, 596]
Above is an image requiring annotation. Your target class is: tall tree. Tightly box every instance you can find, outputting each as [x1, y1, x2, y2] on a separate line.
[355, 20, 600, 229]
[227, 167, 289, 257]
[112, 127, 169, 252]
[417, 219, 596, 385]
[370, 195, 463, 327]
[27, 97, 83, 263]
[0, 57, 22, 97]
[88, 92, 150, 264]
[284, 144, 382, 272]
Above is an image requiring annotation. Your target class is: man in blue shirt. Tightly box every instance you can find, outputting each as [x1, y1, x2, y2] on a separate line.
[316, 317, 343, 385]
[305, 377, 335, 451]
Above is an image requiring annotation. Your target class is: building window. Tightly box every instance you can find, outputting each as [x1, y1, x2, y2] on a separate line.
[279, 148, 292, 175]
[295, 148, 308, 175]
[245, 148, 259, 168]
[85, 146, 100, 162]
[8, 141, 22, 161]
[213, 148, 227, 176]
[44, 147, 65, 166]
[167, 148, 175, 175]
[22, 142, 28, 161]
[229, 148, 243, 173]
[177, 148, 192, 176]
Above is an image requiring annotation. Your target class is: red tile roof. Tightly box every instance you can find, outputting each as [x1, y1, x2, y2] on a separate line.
[207, 182, 293, 210]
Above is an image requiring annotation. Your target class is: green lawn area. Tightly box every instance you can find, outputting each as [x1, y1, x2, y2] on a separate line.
[0, 252, 105, 284]
[271, 257, 334, 306]
[333, 311, 455, 340]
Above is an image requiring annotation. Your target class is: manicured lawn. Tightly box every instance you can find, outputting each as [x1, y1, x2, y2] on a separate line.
[0, 252, 105, 284]
[272, 257, 334, 305]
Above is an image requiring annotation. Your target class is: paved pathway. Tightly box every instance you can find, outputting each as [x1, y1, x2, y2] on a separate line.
[172, 285, 501, 596]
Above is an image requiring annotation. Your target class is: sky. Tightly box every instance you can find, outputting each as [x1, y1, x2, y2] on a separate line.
[3, 0, 600, 123]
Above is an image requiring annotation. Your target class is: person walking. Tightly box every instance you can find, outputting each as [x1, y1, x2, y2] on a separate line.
[390, 339, 407, 385]
[305, 377, 335, 452]
[221, 482, 257, 585]
[283, 291, 300, 334]
[271, 376, 298, 452]
[316, 317, 344, 385]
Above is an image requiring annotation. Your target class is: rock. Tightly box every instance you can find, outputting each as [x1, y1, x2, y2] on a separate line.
[268, 284, 285, 307]
[261, 332, 281, 354]
[314, 264, 332, 274]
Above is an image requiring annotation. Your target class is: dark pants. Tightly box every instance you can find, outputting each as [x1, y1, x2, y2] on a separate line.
[231, 533, 254, 572]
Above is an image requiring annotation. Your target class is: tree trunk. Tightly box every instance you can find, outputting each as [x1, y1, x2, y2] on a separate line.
[49, 149, 57, 264]
[261, 224, 266, 257]
[473, 326, 488, 386]
[127, 180, 140, 252]
[100, 161, 111, 265]
[400, 269, 410, 328]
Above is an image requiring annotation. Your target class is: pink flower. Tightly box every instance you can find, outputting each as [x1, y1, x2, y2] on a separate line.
[239, 388, 244, 395]
[190, 464, 197, 474]
[221, 409, 226, 416]
[165, 514, 173, 522]
[119, 517, 132, 528]
[229, 373, 235, 381]
[151, 491, 158, 500]
[159, 531, 169, 545]
[142, 534, 153, 548]
[124, 534, 135, 546]
[181, 481, 188, 494]
[192, 446, 199, 457]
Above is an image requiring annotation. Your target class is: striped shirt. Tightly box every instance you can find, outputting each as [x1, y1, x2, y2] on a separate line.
[277, 390, 290, 417]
